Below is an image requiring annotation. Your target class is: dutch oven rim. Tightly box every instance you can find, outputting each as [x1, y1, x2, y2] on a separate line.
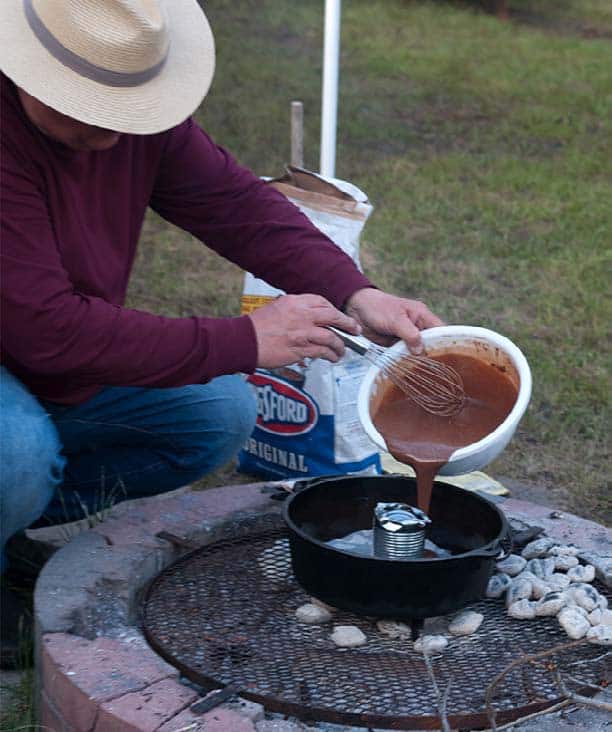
[282, 474, 512, 563]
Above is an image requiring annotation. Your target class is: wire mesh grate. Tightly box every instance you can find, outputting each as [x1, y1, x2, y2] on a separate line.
[142, 514, 610, 729]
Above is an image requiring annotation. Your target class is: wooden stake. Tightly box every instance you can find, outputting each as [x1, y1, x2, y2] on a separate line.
[290, 100, 304, 168]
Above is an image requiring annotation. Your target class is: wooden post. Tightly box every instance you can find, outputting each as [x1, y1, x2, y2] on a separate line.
[290, 100, 304, 168]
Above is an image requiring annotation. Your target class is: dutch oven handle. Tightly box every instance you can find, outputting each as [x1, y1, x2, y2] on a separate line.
[292, 475, 345, 492]
[467, 524, 513, 561]
[261, 475, 342, 501]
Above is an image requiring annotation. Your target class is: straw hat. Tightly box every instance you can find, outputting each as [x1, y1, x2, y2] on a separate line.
[0, 0, 215, 134]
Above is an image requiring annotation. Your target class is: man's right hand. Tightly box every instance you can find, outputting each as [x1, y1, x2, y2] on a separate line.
[248, 294, 361, 369]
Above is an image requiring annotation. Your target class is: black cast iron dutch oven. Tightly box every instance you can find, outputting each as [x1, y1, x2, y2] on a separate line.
[282, 474, 511, 619]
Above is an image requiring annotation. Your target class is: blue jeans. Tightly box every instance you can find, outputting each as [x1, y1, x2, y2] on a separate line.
[0, 367, 257, 569]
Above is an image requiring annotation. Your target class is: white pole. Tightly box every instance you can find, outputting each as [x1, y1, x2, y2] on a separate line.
[320, 0, 341, 178]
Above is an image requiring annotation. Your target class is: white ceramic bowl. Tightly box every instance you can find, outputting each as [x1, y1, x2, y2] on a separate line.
[357, 326, 532, 476]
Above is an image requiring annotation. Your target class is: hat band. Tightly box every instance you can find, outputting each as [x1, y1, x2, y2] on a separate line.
[24, 0, 168, 88]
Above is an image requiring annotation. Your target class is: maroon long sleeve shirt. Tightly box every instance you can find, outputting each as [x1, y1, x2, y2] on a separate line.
[0, 76, 372, 404]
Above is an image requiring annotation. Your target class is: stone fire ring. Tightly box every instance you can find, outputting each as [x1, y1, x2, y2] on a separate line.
[34, 482, 612, 732]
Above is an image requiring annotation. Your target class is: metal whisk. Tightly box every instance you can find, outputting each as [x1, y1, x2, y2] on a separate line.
[329, 327, 465, 416]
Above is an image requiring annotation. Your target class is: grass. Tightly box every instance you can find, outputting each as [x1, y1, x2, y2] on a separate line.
[129, 0, 611, 522]
[0, 622, 35, 731]
[0, 671, 36, 732]
[0, 481, 125, 727]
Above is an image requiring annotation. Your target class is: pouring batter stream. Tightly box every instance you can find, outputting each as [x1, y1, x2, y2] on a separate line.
[372, 352, 518, 514]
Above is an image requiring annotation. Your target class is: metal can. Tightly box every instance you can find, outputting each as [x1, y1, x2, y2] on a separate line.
[373, 502, 431, 560]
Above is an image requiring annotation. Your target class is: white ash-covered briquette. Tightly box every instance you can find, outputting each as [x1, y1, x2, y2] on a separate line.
[599, 609, 612, 625]
[413, 634, 448, 654]
[506, 578, 533, 608]
[535, 591, 568, 617]
[448, 610, 484, 636]
[496, 554, 527, 577]
[553, 554, 579, 571]
[550, 544, 580, 557]
[507, 599, 537, 619]
[558, 606, 591, 640]
[546, 572, 571, 592]
[515, 571, 551, 600]
[531, 579, 552, 600]
[330, 625, 367, 648]
[588, 608, 603, 626]
[586, 625, 612, 646]
[376, 619, 412, 640]
[521, 537, 557, 559]
[486, 572, 512, 598]
[480, 535, 611, 637]
[565, 602, 589, 619]
[295, 603, 332, 624]
[588, 608, 606, 625]
[514, 570, 537, 583]
[525, 556, 556, 579]
[567, 564, 596, 583]
[578, 551, 612, 588]
[565, 581, 594, 597]
[567, 583, 601, 612]
[309, 596, 337, 613]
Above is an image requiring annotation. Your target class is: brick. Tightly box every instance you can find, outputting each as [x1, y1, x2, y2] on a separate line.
[36, 532, 170, 637]
[157, 706, 256, 732]
[35, 532, 110, 636]
[95, 678, 197, 732]
[34, 484, 281, 638]
[73, 545, 169, 630]
[502, 498, 612, 554]
[156, 708, 207, 732]
[91, 483, 273, 549]
[226, 697, 266, 723]
[91, 511, 175, 550]
[41, 633, 177, 731]
[255, 719, 307, 732]
[41, 637, 98, 731]
[40, 688, 76, 732]
[256, 721, 310, 732]
[180, 483, 274, 520]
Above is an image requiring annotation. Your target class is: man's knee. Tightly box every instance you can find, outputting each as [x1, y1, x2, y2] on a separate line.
[213, 375, 258, 443]
[173, 375, 257, 474]
[1, 369, 65, 536]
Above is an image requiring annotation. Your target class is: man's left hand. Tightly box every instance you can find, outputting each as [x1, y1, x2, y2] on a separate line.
[343, 288, 444, 355]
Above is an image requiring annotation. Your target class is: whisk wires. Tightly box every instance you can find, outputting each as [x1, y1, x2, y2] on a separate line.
[375, 349, 465, 417]
[328, 327, 465, 416]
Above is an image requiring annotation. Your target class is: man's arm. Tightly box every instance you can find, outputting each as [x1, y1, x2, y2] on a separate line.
[0, 141, 257, 398]
[150, 120, 443, 360]
[150, 119, 373, 310]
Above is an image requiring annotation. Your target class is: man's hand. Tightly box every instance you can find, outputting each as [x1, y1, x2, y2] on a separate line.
[249, 294, 361, 369]
[344, 288, 444, 355]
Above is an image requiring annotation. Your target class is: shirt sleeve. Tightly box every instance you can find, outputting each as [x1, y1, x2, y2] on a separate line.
[150, 119, 374, 310]
[0, 140, 257, 396]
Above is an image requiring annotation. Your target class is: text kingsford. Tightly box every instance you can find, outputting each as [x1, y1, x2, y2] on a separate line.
[248, 372, 318, 435]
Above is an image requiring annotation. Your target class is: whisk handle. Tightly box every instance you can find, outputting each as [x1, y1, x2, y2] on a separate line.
[327, 326, 371, 356]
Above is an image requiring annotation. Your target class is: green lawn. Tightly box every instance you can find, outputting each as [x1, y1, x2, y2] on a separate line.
[132, 0, 611, 522]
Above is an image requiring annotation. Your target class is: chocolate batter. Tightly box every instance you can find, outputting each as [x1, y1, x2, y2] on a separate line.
[372, 353, 518, 514]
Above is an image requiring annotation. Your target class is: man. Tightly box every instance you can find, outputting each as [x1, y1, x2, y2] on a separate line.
[0, 0, 442, 666]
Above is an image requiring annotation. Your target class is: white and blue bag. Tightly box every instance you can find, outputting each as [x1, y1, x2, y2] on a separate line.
[238, 167, 381, 479]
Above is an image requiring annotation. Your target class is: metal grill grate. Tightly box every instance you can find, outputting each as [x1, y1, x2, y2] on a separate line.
[142, 515, 610, 729]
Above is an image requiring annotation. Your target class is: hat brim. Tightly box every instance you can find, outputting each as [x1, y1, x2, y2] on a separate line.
[0, 0, 215, 135]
